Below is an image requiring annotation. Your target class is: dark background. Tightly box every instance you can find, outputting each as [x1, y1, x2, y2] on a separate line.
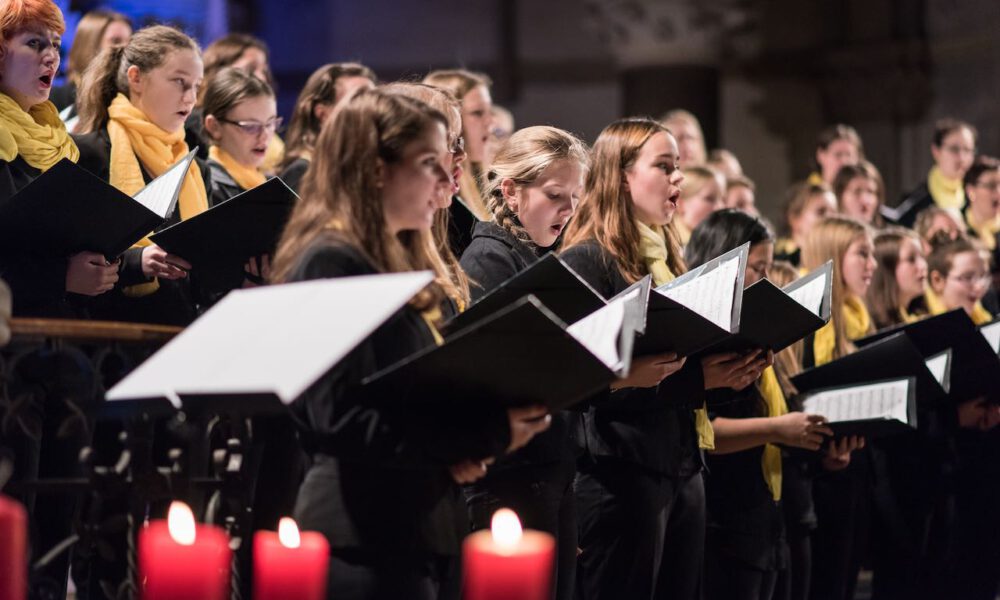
[59, 0, 1000, 224]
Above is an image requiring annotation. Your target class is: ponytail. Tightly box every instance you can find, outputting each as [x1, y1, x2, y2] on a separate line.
[76, 44, 125, 133]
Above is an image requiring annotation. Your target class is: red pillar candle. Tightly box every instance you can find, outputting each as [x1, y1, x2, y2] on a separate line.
[0, 494, 27, 600]
[138, 501, 231, 600]
[253, 517, 329, 600]
[462, 508, 555, 600]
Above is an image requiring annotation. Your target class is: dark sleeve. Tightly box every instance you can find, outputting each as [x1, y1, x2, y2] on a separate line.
[72, 131, 112, 181]
[560, 242, 618, 299]
[0, 254, 68, 315]
[0, 160, 17, 203]
[459, 238, 520, 302]
[593, 354, 706, 412]
[278, 159, 308, 194]
[118, 247, 149, 286]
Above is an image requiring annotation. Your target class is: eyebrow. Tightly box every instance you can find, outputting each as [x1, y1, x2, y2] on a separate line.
[654, 153, 678, 160]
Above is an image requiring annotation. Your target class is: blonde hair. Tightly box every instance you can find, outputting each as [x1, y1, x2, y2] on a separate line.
[562, 117, 686, 282]
[801, 216, 872, 360]
[381, 81, 470, 308]
[680, 165, 724, 201]
[483, 125, 590, 248]
[270, 89, 449, 312]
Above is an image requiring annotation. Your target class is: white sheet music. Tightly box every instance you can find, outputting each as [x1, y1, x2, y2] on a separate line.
[787, 274, 826, 316]
[980, 321, 1000, 354]
[657, 254, 740, 331]
[106, 271, 435, 407]
[567, 289, 635, 370]
[924, 351, 950, 386]
[802, 379, 910, 423]
[133, 150, 196, 218]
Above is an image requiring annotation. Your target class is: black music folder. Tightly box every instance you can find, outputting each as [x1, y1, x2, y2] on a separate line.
[801, 377, 917, 439]
[443, 254, 607, 336]
[104, 271, 437, 415]
[0, 151, 194, 258]
[855, 309, 1000, 402]
[150, 177, 297, 290]
[792, 332, 951, 410]
[714, 261, 833, 353]
[363, 288, 648, 412]
[633, 243, 749, 357]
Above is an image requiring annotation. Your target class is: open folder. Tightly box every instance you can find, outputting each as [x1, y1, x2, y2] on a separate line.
[362, 286, 648, 412]
[712, 261, 832, 353]
[443, 254, 607, 336]
[150, 177, 298, 291]
[801, 377, 917, 439]
[792, 332, 951, 410]
[105, 271, 437, 414]
[0, 151, 195, 258]
[855, 309, 1000, 402]
[979, 319, 1000, 355]
[633, 242, 749, 357]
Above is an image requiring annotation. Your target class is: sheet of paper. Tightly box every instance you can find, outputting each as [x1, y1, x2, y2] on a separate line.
[133, 150, 196, 218]
[980, 321, 1000, 354]
[567, 290, 633, 370]
[924, 351, 950, 386]
[786, 273, 826, 316]
[657, 254, 740, 331]
[106, 271, 435, 407]
[802, 379, 910, 423]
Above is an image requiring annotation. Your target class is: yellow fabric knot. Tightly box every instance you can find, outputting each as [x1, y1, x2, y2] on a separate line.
[0, 93, 79, 169]
[209, 145, 266, 191]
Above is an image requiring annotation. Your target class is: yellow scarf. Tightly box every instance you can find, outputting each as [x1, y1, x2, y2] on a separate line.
[964, 206, 1000, 251]
[636, 221, 714, 449]
[925, 286, 993, 325]
[775, 237, 798, 257]
[758, 366, 786, 501]
[0, 93, 79, 170]
[812, 294, 871, 366]
[209, 145, 266, 191]
[260, 134, 285, 176]
[108, 94, 208, 295]
[673, 219, 692, 247]
[927, 166, 965, 220]
[806, 171, 825, 187]
[899, 304, 921, 324]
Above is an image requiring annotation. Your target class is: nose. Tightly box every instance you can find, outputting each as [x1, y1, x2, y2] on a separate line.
[671, 170, 685, 186]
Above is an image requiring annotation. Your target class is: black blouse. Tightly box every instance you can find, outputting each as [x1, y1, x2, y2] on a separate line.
[560, 239, 705, 477]
[288, 233, 510, 555]
[278, 157, 309, 195]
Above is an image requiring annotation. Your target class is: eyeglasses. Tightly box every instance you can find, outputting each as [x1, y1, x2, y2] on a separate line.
[948, 272, 991, 287]
[942, 144, 976, 156]
[218, 116, 283, 136]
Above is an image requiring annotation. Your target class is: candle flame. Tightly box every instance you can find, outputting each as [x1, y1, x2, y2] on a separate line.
[167, 501, 196, 546]
[490, 508, 522, 549]
[278, 517, 301, 549]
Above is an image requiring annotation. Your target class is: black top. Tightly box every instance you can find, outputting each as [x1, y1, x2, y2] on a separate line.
[49, 83, 75, 112]
[73, 127, 213, 325]
[205, 158, 245, 207]
[278, 157, 309, 194]
[560, 239, 705, 477]
[288, 233, 510, 556]
[0, 156, 82, 317]
[447, 195, 478, 258]
[704, 386, 786, 571]
[460, 220, 577, 469]
[183, 108, 210, 160]
[890, 181, 934, 229]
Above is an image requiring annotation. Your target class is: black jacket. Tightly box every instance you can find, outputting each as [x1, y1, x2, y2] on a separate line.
[889, 181, 934, 229]
[0, 156, 84, 317]
[73, 128, 213, 325]
[289, 234, 510, 556]
[560, 239, 705, 477]
[206, 158, 245, 207]
[447, 196, 478, 258]
[278, 157, 309, 195]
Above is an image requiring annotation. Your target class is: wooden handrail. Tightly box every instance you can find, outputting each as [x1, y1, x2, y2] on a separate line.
[9, 318, 182, 343]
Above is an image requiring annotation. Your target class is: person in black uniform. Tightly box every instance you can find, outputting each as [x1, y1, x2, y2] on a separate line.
[559, 117, 768, 600]
[278, 62, 376, 193]
[73, 25, 211, 326]
[458, 125, 590, 600]
[269, 88, 552, 600]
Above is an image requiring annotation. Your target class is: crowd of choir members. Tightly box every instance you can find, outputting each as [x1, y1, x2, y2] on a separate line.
[2, 1, 1000, 599]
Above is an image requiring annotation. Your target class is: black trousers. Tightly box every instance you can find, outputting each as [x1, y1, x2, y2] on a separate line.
[704, 547, 778, 600]
[325, 549, 458, 600]
[466, 460, 577, 600]
[575, 459, 704, 600]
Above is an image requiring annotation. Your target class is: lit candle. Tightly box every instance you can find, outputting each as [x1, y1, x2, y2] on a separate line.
[462, 508, 555, 600]
[253, 517, 329, 600]
[138, 501, 231, 600]
[0, 494, 27, 600]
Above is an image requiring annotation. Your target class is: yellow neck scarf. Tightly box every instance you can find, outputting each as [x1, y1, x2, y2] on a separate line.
[925, 286, 993, 325]
[635, 220, 714, 449]
[813, 294, 871, 366]
[673, 219, 692, 247]
[260, 134, 285, 176]
[758, 366, 787, 501]
[964, 206, 1000, 251]
[209, 145, 266, 191]
[775, 237, 798, 257]
[806, 171, 825, 187]
[899, 304, 920, 324]
[928, 166, 965, 218]
[0, 93, 79, 170]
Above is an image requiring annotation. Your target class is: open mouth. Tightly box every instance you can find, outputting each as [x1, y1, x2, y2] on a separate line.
[550, 222, 565, 236]
[38, 74, 52, 88]
[251, 146, 267, 157]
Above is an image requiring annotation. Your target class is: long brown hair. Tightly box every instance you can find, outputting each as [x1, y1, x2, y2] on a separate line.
[767, 260, 803, 400]
[270, 89, 448, 311]
[867, 228, 926, 329]
[801, 216, 872, 360]
[561, 117, 686, 282]
[199, 33, 272, 99]
[76, 25, 200, 133]
[65, 9, 130, 87]
[281, 62, 376, 169]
